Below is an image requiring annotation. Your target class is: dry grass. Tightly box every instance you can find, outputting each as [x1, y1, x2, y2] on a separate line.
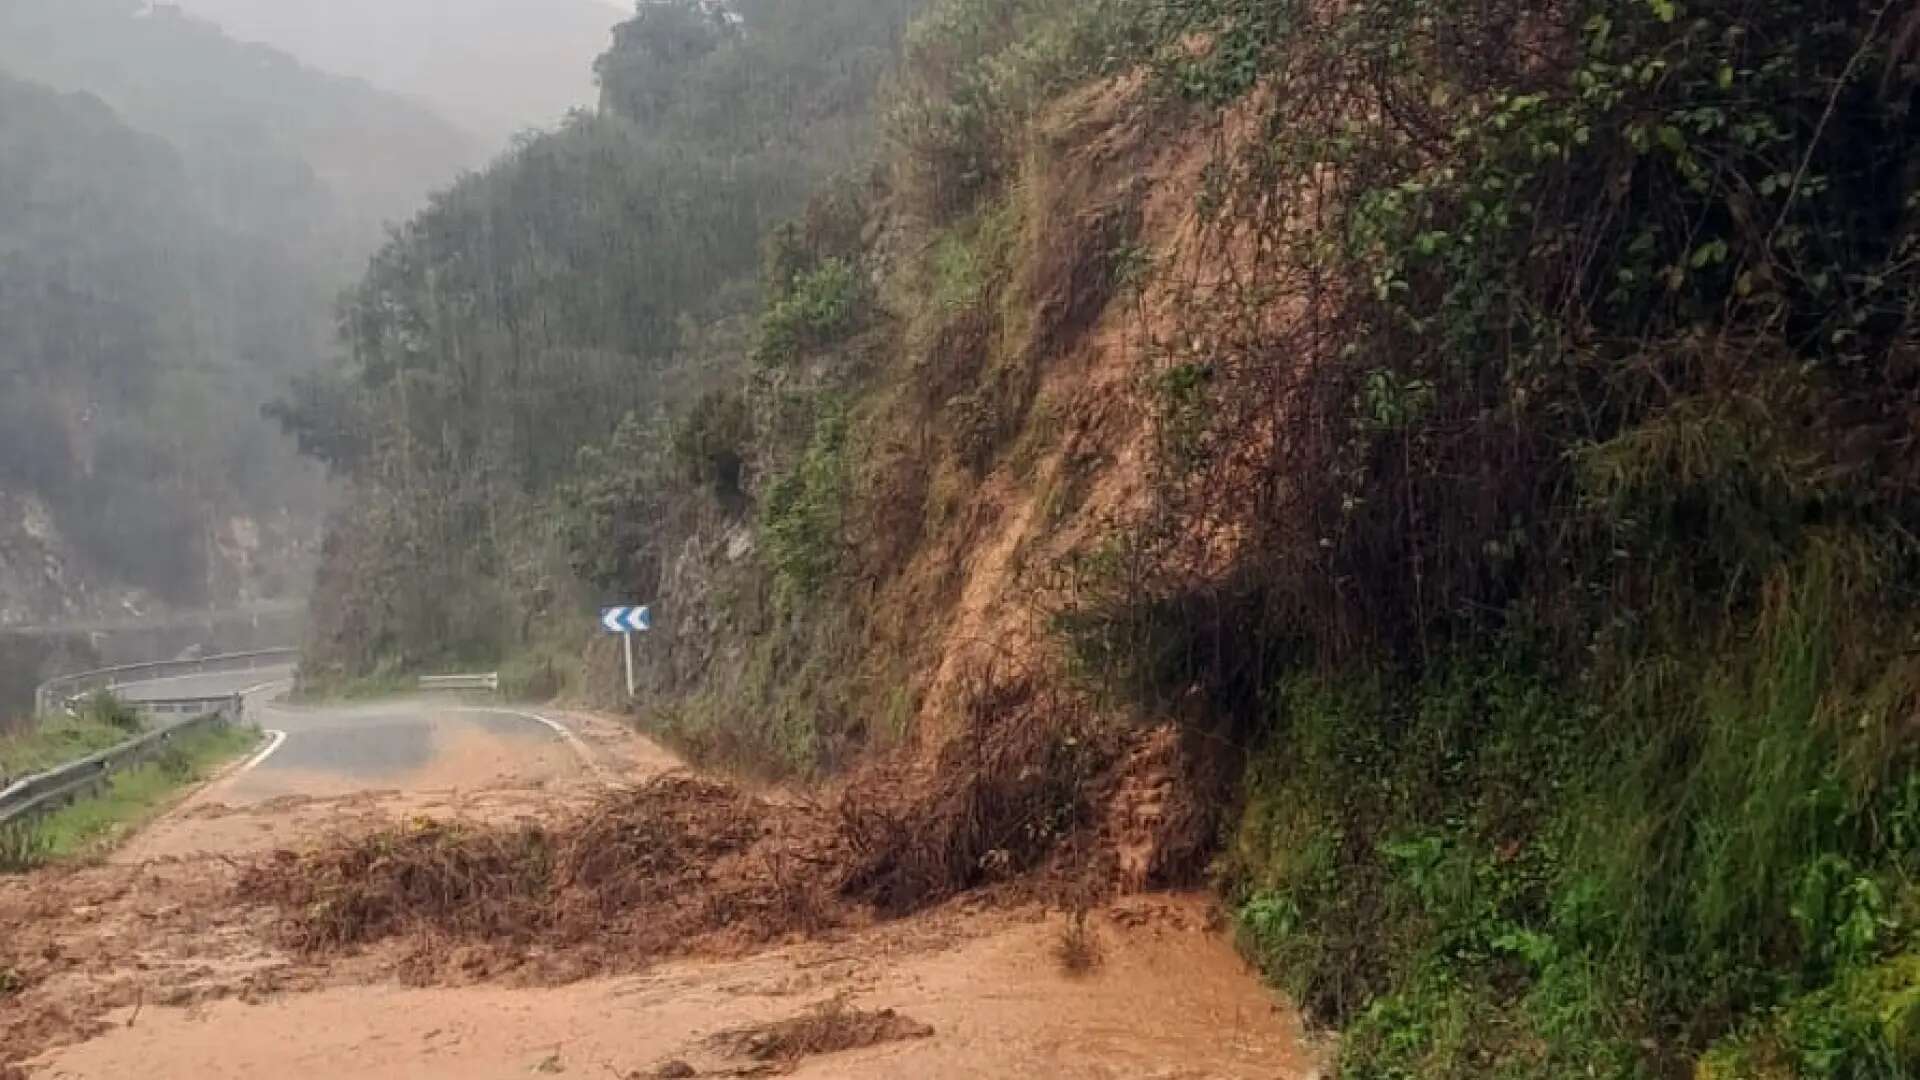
[836, 673, 1110, 914]
[709, 995, 933, 1064]
[1053, 908, 1104, 976]
[239, 774, 826, 974]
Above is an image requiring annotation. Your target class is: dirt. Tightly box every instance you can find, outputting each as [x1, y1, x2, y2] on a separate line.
[2, 706, 1325, 1078]
[114, 704, 634, 863]
[233, 773, 847, 984]
[27, 896, 1322, 1079]
[899, 74, 1199, 738]
[0, 705, 644, 1065]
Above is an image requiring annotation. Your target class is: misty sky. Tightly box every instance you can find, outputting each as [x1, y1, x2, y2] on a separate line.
[173, 0, 631, 147]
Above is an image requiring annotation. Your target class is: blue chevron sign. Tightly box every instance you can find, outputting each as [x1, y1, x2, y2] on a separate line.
[600, 605, 652, 633]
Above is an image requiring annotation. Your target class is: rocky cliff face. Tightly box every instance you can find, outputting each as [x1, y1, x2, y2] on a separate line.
[0, 485, 316, 631]
[0, 488, 129, 628]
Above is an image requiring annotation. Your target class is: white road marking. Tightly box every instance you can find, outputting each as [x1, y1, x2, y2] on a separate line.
[232, 728, 289, 777]
[238, 678, 293, 698]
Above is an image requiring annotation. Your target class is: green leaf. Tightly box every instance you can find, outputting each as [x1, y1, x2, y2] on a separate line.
[1688, 239, 1728, 269]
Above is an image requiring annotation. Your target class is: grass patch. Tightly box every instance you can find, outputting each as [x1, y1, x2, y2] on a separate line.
[0, 703, 142, 784]
[0, 723, 259, 872]
[288, 666, 416, 704]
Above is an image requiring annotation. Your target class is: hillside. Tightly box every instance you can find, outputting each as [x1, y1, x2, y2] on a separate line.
[273, 0, 921, 681]
[0, 72, 329, 621]
[0, 2, 480, 634]
[286, 0, 1920, 1074]
[0, 0, 479, 259]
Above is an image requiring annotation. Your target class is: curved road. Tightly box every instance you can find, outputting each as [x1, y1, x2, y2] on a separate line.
[113, 665, 297, 705]
[111, 666, 585, 807]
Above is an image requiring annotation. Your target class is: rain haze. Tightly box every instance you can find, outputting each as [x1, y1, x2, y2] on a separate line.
[9, 2, 1914, 1078]
[171, 0, 631, 147]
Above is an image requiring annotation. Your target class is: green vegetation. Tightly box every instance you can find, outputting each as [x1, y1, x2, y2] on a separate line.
[273, 0, 923, 686]
[1020, 0, 1920, 1073]
[0, 722, 258, 872]
[0, 695, 141, 783]
[756, 259, 867, 366]
[762, 408, 853, 608]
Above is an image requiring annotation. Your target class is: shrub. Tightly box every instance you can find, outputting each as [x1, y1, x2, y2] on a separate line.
[755, 258, 866, 366]
[81, 690, 140, 733]
[670, 388, 752, 496]
[761, 407, 852, 607]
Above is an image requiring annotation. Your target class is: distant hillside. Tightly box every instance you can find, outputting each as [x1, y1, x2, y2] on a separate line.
[0, 73, 325, 615]
[172, 0, 625, 149]
[0, 0, 480, 259]
[0, 1, 480, 623]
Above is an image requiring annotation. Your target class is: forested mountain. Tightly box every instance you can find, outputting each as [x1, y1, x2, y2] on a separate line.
[273, 0, 920, 671]
[0, 73, 320, 607]
[0, 1, 477, 620]
[0, 0, 479, 261]
[173, 0, 626, 150]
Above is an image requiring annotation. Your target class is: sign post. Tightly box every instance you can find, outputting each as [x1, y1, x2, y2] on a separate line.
[599, 605, 653, 697]
[623, 630, 635, 699]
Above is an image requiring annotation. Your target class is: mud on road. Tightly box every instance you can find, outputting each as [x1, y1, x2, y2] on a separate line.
[1, 708, 1327, 1079]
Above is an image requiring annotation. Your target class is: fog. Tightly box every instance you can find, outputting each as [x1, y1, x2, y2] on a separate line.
[0, 0, 542, 622]
[172, 0, 630, 148]
[0, 0, 910, 640]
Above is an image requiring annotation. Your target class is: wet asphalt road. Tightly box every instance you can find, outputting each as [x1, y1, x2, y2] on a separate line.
[107, 668, 578, 803]
[111, 665, 296, 704]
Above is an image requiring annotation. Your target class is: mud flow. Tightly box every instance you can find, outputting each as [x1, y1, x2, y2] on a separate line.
[3, 715, 1325, 1079]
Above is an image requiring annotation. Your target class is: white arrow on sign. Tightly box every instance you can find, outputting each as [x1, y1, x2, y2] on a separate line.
[600, 606, 652, 634]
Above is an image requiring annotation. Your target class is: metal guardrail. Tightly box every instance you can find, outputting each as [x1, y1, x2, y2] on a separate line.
[419, 673, 500, 692]
[0, 695, 245, 828]
[35, 648, 298, 716]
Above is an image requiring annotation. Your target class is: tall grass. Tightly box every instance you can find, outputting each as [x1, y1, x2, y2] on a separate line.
[0, 724, 259, 872]
[0, 707, 139, 783]
[1221, 544, 1920, 1075]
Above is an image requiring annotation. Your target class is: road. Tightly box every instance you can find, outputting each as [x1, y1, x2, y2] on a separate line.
[101, 666, 595, 857]
[6, 672, 1327, 1079]
[112, 665, 295, 704]
[105, 666, 582, 802]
